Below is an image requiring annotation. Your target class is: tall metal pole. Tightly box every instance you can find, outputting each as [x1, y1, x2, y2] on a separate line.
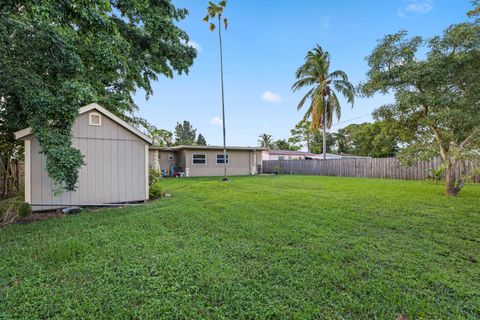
[218, 15, 228, 181]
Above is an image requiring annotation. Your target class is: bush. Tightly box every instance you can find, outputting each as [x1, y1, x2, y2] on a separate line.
[149, 168, 162, 186]
[18, 202, 32, 217]
[149, 183, 164, 199]
[0, 199, 31, 224]
[429, 164, 446, 181]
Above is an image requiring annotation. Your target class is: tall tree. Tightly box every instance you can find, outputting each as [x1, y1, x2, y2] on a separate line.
[258, 133, 274, 149]
[309, 131, 336, 154]
[360, 16, 480, 196]
[196, 134, 207, 146]
[148, 127, 174, 147]
[334, 122, 399, 157]
[290, 119, 316, 152]
[273, 139, 301, 151]
[0, 1, 196, 191]
[174, 121, 197, 145]
[292, 45, 355, 159]
[204, 0, 229, 181]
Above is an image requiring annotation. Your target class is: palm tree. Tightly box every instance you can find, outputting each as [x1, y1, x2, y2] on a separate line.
[258, 133, 273, 149]
[204, 1, 229, 181]
[292, 45, 355, 159]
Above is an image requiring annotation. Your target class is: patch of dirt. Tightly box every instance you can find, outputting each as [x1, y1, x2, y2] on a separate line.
[1, 211, 64, 227]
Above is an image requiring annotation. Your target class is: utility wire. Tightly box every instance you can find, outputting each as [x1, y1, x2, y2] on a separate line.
[331, 114, 372, 127]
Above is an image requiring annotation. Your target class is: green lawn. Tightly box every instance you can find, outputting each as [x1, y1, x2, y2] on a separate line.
[1, 176, 479, 319]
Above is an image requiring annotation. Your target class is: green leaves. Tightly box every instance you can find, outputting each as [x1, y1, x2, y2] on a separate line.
[204, 1, 228, 31]
[360, 7, 480, 195]
[0, 0, 197, 192]
[292, 44, 355, 130]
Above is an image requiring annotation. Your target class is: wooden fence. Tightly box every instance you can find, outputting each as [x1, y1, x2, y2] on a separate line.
[262, 157, 480, 183]
[0, 160, 24, 197]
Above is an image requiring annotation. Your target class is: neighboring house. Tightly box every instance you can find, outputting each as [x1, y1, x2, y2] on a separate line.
[149, 145, 266, 177]
[15, 103, 152, 211]
[262, 150, 371, 160]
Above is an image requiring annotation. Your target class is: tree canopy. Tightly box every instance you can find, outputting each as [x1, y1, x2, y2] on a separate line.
[335, 122, 399, 158]
[0, 0, 196, 191]
[196, 134, 207, 146]
[360, 14, 480, 195]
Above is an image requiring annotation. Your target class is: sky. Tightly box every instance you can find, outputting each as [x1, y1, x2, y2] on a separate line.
[134, 0, 473, 147]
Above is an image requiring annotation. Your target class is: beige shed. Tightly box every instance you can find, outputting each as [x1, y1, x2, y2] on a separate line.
[15, 103, 153, 211]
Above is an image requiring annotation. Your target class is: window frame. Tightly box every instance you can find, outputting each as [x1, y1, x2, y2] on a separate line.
[192, 153, 207, 165]
[216, 154, 229, 164]
[89, 112, 102, 126]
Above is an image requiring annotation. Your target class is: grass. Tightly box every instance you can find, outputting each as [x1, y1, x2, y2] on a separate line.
[1, 176, 479, 319]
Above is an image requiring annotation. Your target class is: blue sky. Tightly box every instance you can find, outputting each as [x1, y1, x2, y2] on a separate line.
[135, 0, 472, 147]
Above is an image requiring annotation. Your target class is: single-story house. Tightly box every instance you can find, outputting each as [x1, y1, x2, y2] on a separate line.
[262, 150, 371, 160]
[149, 145, 266, 177]
[15, 103, 152, 211]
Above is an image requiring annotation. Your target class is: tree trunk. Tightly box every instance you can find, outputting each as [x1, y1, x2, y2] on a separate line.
[444, 160, 464, 197]
[322, 110, 327, 160]
[1, 159, 8, 198]
[15, 160, 19, 192]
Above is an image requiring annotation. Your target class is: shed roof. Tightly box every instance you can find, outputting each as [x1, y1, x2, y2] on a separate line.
[14, 103, 153, 144]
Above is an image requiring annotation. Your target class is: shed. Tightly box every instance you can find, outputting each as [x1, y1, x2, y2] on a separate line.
[15, 103, 153, 211]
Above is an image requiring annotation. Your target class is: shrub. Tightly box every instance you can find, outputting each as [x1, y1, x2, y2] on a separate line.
[429, 164, 446, 181]
[273, 165, 281, 174]
[149, 183, 164, 199]
[0, 199, 31, 224]
[149, 168, 162, 186]
[18, 203, 32, 217]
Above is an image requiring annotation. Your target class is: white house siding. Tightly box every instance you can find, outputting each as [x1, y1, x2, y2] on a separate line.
[27, 111, 148, 211]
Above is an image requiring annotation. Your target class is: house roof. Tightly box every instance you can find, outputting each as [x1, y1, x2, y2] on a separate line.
[267, 150, 371, 159]
[150, 145, 267, 151]
[268, 150, 322, 157]
[14, 103, 153, 144]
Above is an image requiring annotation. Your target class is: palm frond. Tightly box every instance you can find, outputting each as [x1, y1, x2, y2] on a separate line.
[329, 70, 349, 81]
[296, 87, 315, 111]
[209, 23, 216, 31]
[292, 77, 317, 92]
[333, 80, 355, 106]
[224, 18, 228, 30]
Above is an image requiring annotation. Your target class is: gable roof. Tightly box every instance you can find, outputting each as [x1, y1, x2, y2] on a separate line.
[14, 103, 153, 144]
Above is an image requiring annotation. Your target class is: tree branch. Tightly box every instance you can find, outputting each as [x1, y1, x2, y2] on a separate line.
[459, 127, 480, 149]
[430, 125, 448, 161]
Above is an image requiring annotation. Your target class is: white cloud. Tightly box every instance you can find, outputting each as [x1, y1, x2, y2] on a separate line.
[180, 39, 202, 53]
[261, 91, 283, 103]
[398, 0, 433, 17]
[320, 16, 331, 30]
[209, 116, 223, 126]
[188, 40, 202, 53]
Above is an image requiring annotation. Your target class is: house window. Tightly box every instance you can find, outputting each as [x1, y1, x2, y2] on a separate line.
[89, 112, 102, 126]
[168, 154, 174, 161]
[192, 154, 206, 164]
[278, 156, 285, 160]
[216, 154, 229, 164]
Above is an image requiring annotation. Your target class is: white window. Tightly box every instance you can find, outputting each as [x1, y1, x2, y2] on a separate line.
[278, 156, 284, 160]
[192, 154, 206, 164]
[89, 112, 102, 126]
[216, 154, 229, 164]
